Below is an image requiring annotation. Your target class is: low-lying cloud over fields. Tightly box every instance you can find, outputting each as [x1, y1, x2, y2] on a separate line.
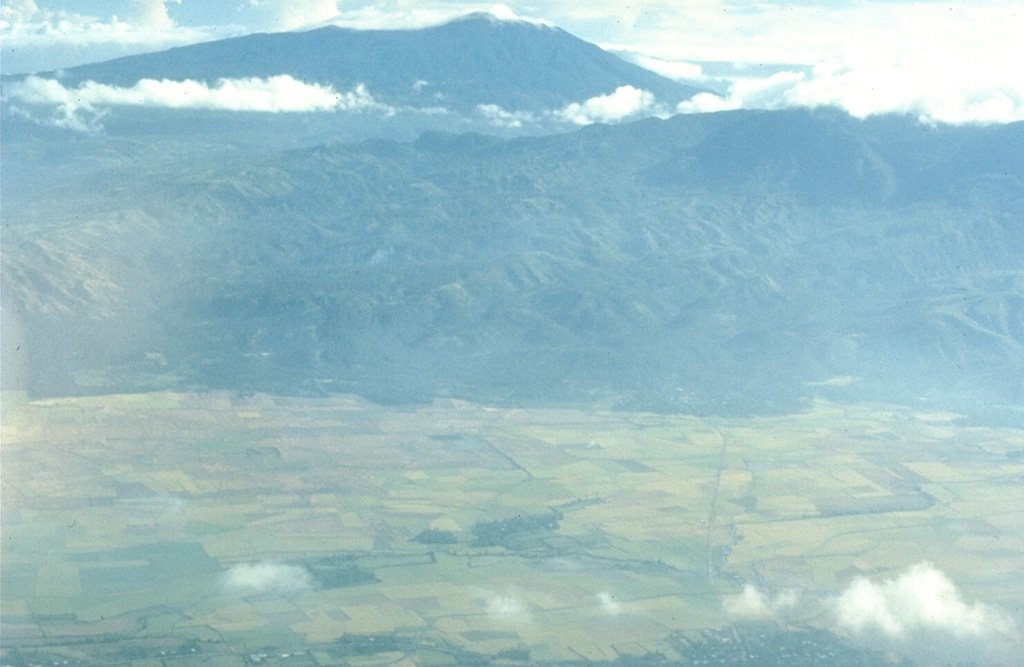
[729, 563, 1021, 664]
[727, 584, 800, 619]
[835, 562, 1018, 664]
[222, 562, 315, 596]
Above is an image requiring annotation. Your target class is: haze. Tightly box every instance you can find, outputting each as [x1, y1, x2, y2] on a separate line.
[2, 3, 1022, 666]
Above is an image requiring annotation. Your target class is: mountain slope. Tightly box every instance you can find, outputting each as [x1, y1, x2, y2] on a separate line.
[4, 109, 1022, 419]
[1, 13, 703, 194]
[41, 14, 698, 112]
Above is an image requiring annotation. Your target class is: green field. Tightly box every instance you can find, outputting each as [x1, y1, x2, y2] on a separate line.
[2, 393, 1022, 665]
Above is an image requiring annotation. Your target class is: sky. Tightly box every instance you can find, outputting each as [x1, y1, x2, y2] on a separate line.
[2, 0, 1023, 124]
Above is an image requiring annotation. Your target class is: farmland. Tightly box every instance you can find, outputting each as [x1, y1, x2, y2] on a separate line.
[2, 392, 1022, 665]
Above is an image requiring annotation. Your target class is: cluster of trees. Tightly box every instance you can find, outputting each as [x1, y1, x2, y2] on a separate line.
[471, 510, 563, 548]
[413, 528, 458, 544]
[304, 556, 377, 589]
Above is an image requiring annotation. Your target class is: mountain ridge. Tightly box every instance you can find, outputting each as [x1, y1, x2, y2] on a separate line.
[4, 109, 1022, 421]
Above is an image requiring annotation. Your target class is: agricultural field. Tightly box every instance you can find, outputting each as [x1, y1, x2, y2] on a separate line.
[2, 392, 1022, 666]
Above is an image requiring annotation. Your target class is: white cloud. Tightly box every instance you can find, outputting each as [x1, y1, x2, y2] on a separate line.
[0, 11, 232, 74]
[595, 1, 1024, 126]
[728, 584, 771, 617]
[222, 562, 314, 596]
[484, 591, 531, 622]
[246, 0, 341, 31]
[836, 562, 1012, 638]
[477, 87, 667, 129]
[544, 2, 1024, 71]
[676, 70, 804, 115]
[122, 0, 181, 28]
[285, 2, 555, 33]
[789, 54, 1024, 125]
[676, 55, 1024, 125]
[835, 562, 1017, 663]
[554, 85, 663, 125]
[1, 0, 40, 23]
[597, 591, 621, 615]
[727, 584, 800, 619]
[7, 75, 393, 130]
[614, 52, 705, 82]
[307, 6, 474, 32]
[477, 103, 534, 129]
[487, 4, 517, 22]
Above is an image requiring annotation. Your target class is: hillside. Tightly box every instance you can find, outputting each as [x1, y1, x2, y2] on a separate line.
[4, 109, 1022, 419]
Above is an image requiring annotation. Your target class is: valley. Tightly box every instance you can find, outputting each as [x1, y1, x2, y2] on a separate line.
[3, 392, 1021, 665]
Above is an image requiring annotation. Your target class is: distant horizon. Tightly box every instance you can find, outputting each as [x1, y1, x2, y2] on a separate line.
[2, 1, 1022, 125]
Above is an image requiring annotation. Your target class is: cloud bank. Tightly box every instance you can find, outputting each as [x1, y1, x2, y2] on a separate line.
[677, 55, 1024, 125]
[222, 562, 314, 596]
[7, 75, 392, 130]
[835, 562, 1018, 664]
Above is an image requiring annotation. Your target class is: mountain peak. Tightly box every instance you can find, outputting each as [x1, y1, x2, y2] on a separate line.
[304, 5, 554, 34]
[451, 5, 555, 28]
[32, 13, 698, 118]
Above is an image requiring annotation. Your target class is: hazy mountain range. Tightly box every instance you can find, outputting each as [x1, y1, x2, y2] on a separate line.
[2, 14, 1022, 422]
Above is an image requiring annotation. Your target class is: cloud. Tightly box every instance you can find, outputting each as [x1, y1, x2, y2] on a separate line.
[0, 10, 232, 74]
[6, 75, 393, 130]
[477, 87, 666, 129]
[601, 1, 1024, 126]
[835, 562, 1018, 664]
[676, 70, 805, 115]
[309, 2, 552, 32]
[477, 103, 534, 129]
[727, 584, 799, 619]
[675, 55, 1024, 125]
[487, 4, 519, 22]
[554, 85, 664, 126]
[485, 591, 531, 622]
[1, 0, 40, 23]
[544, 1, 1024, 72]
[122, 0, 181, 28]
[222, 562, 314, 596]
[611, 51, 705, 82]
[245, 0, 341, 31]
[597, 591, 621, 615]
[304, 6, 475, 32]
[246, 0, 553, 33]
[788, 55, 1024, 125]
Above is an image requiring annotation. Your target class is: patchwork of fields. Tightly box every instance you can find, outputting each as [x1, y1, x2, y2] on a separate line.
[2, 392, 1022, 665]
